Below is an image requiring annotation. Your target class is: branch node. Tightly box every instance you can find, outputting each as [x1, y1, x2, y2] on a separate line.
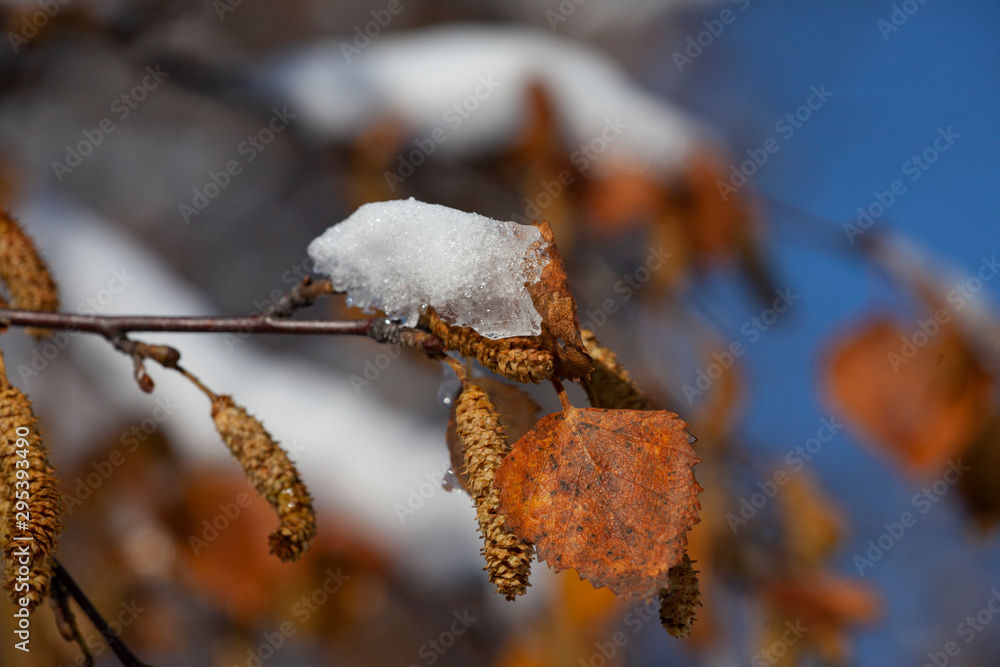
[368, 318, 443, 353]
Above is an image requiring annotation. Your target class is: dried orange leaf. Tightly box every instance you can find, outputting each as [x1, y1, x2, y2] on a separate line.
[822, 316, 994, 473]
[495, 406, 701, 600]
[527, 221, 592, 380]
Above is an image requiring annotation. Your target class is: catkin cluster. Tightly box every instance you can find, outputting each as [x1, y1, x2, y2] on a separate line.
[658, 554, 700, 638]
[0, 352, 63, 611]
[422, 310, 554, 384]
[580, 329, 652, 410]
[455, 384, 533, 599]
[0, 210, 59, 338]
[211, 395, 316, 562]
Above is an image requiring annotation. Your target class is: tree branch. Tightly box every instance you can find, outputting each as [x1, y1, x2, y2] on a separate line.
[0, 310, 442, 351]
[51, 560, 151, 667]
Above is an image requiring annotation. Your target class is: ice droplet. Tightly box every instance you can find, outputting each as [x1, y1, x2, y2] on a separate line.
[442, 468, 466, 494]
[437, 366, 463, 406]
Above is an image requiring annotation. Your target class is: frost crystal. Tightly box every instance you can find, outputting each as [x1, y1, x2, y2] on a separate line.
[307, 199, 548, 339]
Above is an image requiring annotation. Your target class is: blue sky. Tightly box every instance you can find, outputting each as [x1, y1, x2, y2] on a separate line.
[642, 2, 1000, 664]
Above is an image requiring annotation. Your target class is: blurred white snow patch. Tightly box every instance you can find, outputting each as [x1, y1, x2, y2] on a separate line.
[255, 25, 712, 178]
[487, 0, 727, 35]
[12, 190, 486, 581]
[309, 198, 547, 339]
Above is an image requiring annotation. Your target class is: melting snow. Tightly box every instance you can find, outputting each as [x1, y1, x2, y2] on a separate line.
[308, 198, 548, 339]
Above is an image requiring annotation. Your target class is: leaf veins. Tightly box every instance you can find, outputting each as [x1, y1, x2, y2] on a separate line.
[495, 406, 701, 600]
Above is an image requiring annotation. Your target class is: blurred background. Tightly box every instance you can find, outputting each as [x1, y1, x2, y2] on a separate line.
[0, 0, 998, 665]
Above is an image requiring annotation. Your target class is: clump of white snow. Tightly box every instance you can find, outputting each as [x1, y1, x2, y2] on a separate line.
[308, 199, 548, 339]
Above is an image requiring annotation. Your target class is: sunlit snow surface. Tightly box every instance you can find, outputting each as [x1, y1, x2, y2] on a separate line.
[308, 198, 548, 339]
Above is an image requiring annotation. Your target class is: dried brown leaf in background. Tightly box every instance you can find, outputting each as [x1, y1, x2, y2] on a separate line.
[495, 406, 701, 600]
[952, 413, 1000, 528]
[777, 474, 843, 571]
[822, 316, 994, 473]
[763, 572, 881, 666]
[0, 209, 59, 338]
[211, 395, 316, 562]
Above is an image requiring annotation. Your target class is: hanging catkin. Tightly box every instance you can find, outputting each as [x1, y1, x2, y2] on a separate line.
[580, 329, 652, 410]
[0, 210, 59, 338]
[455, 384, 533, 599]
[422, 310, 554, 384]
[210, 395, 316, 562]
[658, 553, 700, 639]
[0, 349, 63, 611]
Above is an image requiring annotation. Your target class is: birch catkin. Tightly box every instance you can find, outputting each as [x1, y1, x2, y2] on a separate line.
[658, 554, 700, 639]
[580, 329, 653, 410]
[211, 395, 316, 562]
[422, 310, 554, 384]
[0, 350, 63, 611]
[455, 384, 533, 599]
[0, 210, 59, 338]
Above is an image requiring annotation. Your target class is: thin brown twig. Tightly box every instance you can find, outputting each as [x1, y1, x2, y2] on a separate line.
[0, 310, 443, 351]
[51, 560, 151, 667]
[49, 573, 95, 667]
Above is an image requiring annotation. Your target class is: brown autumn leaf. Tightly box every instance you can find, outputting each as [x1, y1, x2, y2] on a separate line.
[822, 316, 994, 473]
[527, 220, 592, 380]
[446, 377, 542, 493]
[953, 413, 1000, 528]
[763, 572, 881, 666]
[495, 406, 701, 600]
